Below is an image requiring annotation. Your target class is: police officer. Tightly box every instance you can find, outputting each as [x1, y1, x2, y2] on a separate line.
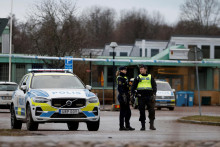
[131, 65, 157, 131]
[117, 66, 135, 131]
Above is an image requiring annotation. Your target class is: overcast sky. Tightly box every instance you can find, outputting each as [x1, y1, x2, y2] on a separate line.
[0, 0, 183, 24]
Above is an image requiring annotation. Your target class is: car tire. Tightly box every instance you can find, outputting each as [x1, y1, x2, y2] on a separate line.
[169, 107, 174, 111]
[87, 118, 100, 131]
[26, 104, 38, 131]
[11, 105, 22, 129]
[67, 122, 79, 131]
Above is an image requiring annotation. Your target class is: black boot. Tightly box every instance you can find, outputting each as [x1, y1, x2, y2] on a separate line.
[140, 122, 145, 131]
[150, 120, 156, 130]
[119, 126, 129, 131]
[126, 126, 135, 131]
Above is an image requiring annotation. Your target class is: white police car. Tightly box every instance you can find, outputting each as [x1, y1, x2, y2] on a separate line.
[155, 80, 175, 111]
[11, 69, 100, 131]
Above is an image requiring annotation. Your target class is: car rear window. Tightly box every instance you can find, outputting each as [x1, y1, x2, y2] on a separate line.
[157, 82, 172, 91]
[0, 84, 18, 91]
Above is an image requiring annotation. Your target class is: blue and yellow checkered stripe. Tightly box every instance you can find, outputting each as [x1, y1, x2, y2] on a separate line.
[15, 107, 25, 116]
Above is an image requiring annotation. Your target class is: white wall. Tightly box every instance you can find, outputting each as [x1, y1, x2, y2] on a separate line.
[169, 37, 220, 59]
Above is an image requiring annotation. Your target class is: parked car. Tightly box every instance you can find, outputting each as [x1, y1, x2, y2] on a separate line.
[11, 69, 100, 131]
[155, 80, 175, 111]
[0, 82, 18, 109]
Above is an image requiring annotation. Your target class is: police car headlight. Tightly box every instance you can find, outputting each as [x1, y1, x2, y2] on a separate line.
[33, 97, 49, 103]
[88, 97, 99, 103]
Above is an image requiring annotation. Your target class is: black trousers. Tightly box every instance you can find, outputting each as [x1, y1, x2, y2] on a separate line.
[138, 95, 155, 123]
[118, 95, 131, 128]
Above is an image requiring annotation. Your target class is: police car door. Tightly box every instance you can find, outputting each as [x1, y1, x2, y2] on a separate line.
[16, 75, 29, 118]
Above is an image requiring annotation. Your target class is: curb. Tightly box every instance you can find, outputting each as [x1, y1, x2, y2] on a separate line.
[177, 119, 220, 126]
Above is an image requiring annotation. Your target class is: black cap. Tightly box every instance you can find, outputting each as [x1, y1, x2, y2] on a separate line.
[119, 66, 127, 70]
[139, 64, 147, 69]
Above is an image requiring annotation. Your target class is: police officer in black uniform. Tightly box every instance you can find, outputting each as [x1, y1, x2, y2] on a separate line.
[117, 66, 135, 131]
[131, 65, 157, 131]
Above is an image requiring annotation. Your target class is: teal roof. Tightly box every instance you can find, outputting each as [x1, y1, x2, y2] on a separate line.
[151, 45, 186, 60]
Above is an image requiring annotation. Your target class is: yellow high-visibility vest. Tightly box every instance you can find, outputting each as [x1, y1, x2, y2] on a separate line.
[137, 74, 152, 90]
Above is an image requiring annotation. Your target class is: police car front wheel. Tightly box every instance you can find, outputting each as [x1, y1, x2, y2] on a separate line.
[11, 105, 22, 129]
[26, 104, 39, 131]
[86, 119, 100, 131]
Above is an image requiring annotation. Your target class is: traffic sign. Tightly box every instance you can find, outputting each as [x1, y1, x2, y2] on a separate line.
[65, 56, 73, 72]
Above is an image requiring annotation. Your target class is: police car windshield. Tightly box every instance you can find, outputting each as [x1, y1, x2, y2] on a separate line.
[0, 84, 18, 91]
[31, 75, 85, 89]
[157, 83, 172, 91]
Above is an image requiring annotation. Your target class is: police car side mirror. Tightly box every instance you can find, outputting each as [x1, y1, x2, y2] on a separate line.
[86, 85, 92, 91]
[21, 85, 27, 93]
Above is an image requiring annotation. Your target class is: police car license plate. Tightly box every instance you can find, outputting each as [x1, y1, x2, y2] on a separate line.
[2, 96, 11, 100]
[59, 109, 79, 114]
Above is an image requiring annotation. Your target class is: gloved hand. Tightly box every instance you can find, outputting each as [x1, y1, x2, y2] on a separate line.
[151, 94, 156, 103]
[131, 94, 135, 104]
[122, 93, 127, 104]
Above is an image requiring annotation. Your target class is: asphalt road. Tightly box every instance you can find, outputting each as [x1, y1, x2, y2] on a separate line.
[0, 106, 220, 144]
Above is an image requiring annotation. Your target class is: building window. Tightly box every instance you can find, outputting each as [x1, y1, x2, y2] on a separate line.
[145, 48, 147, 57]
[16, 64, 25, 84]
[107, 66, 113, 86]
[140, 48, 142, 57]
[195, 68, 207, 90]
[120, 52, 127, 57]
[151, 49, 159, 57]
[32, 64, 43, 69]
[109, 52, 116, 56]
[214, 46, 220, 59]
[201, 45, 210, 59]
[176, 44, 184, 46]
[91, 65, 104, 87]
[0, 63, 9, 81]
[188, 45, 197, 49]
[0, 42, 2, 53]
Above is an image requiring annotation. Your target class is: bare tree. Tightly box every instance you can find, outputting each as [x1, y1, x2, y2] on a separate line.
[81, 6, 116, 48]
[180, 0, 220, 29]
[114, 9, 151, 44]
[26, 0, 85, 68]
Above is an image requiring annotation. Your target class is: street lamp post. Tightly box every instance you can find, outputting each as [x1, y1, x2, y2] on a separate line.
[9, 0, 13, 82]
[110, 42, 118, 104]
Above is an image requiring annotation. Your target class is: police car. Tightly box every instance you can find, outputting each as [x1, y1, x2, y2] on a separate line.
[11, 69, 100, 131]
[155, 80, 175, 111]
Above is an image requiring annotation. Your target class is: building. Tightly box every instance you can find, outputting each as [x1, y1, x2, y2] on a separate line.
[90, 36, 220, 106]
[0, 34, 220, 105]
[0, 18, 10, 54]
[135, 40, 168, 57]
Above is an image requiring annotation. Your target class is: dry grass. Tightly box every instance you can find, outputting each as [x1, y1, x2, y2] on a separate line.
[181, 115, 220, 123]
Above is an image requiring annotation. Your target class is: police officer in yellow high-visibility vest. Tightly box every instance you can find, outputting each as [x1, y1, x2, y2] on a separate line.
[131, 65, 157, 131]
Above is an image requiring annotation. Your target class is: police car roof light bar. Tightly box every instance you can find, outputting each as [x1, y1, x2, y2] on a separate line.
[27, 69, 72, 73]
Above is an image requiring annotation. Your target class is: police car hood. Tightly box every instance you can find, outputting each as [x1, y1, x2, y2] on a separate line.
[28, 89, 96, 99]
[156, 91, 174, 96]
